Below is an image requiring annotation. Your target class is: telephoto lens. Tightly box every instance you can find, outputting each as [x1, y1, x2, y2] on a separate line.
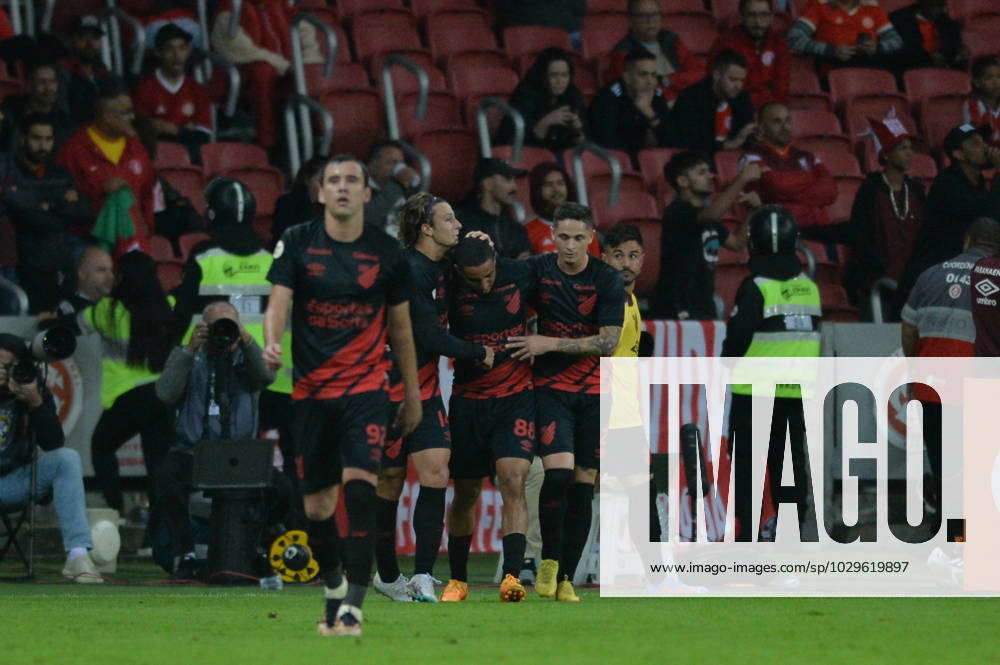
[207, 318, 241, 355]
[11, 358, 37, 384]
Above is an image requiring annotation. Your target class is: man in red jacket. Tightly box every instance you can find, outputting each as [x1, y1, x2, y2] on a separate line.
[741, 101, 838, 241]
[708, 0, 789, 109]
[57, 83, 154, 255]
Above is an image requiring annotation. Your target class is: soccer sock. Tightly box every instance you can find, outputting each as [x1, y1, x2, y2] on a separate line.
[324, 577, 348, 627]
[447, 534, 473, 582]
[413, 485, 446, 576]
[307, 515, 343, 589]
[375, 496, 401, 582]
[539, 468, 572, 561]
[343, 480, 377, 610]
[501, 533, 527, 579]
[560, 482, 595, 582]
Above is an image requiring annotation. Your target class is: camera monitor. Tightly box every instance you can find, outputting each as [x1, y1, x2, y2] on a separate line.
[192, 439, 274, 490]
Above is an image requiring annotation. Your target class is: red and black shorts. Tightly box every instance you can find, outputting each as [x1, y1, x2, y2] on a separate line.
[381, 394, 451, 470]
[448, 390, 536, 479]
[535, 386, 600, 470]
[291, 391, 388, 494]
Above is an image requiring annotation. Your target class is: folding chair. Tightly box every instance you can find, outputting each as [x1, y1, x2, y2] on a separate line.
[0, 450, 47, 579]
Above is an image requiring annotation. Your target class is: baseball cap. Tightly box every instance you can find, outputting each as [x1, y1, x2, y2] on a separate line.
[154, 23, 194, 49]
[473, 158, 526, 182]
[944, 123, 992, 155]
[71, 15, 104, 36]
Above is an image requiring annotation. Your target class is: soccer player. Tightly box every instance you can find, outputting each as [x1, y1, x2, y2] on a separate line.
[508, 202, 625, 601]
[602, 224, 644, 358]
[442, 234, 538, 602]
[263, 155, 422, 637]
[372, 192, 495, 603]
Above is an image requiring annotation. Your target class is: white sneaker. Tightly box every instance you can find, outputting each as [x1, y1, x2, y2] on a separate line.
[406, 573, 440, 602]
[62, 552, 104, 584]
[374, 572, 414, 602]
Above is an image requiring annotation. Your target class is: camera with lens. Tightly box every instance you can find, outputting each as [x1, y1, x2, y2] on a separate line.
[206, 318, 241, 356]
[8, 326, 77, 385]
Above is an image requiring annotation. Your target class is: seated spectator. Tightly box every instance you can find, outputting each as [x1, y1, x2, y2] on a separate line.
[59, 16, 120, 125]
[607, 0, 705, 103]
[273, 154, 325, 248]
[0, 333, 102, 583]
[0, 61, 76, 151]
[666, 50, 756, 156]
[495, 0, 585, 47]
[588, 50, 671, 159]
[498, 48, 586, 153]
[845, 113, 926, 319]
[709, 0, 790, 109]
[890, 0, 968, 71]
[650, 151, 760, 320]
[964, 56, 1000, 145]
[0, 115, 92, 313]
[364, 140, 420, 235]
[742, 102, 838, 241]
[211, 0, 323, 149]
[788, 0, 902, 75]
[524, 162, 599, 256]
[154, 301, 276, 580]
[52, 246, 115, 320]
[57, 82, 155, 256]
[133, 24, 212, 164]
[455, 158, 530, 260]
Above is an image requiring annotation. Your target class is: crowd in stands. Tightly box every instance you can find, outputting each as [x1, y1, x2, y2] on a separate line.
[0, 0, 998, 327]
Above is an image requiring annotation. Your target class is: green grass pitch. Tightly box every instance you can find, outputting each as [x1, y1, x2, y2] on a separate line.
[2, 555, 997, 665]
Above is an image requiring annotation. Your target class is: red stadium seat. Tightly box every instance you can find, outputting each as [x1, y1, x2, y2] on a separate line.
[380, 61, 448, 96]
[410, 0, 484, 19]
[631, 219, 662, 297]
[319, 89, 386, 159]
[158, 166, 206, 213]
[589, 189, 659, 231]
[903, 68, 971, 108]
[790, 109, 844, 138]
[200, 143, 269, 177]
[427, 12, 500, 63]
[336, 0, 403, 18]
[819, 283, 860, 321]
[492, 145, 558, 172]
[413, 129, 479, 202]
[909, 152, 938, 188]
[502, 26, 572, 60]
[964, 13, 1000, 34]
[826, 177, 862, 224]
[920, 95, 967, 150]
[827, 68, 900, 108]
[664, 13, 719, 55]
[713, 149, 743, 183]
[219, 166, 284, 217]
[304, 62, 370, 95]
[179, 232, 211, 262]
[154, 142, 192, 168]
[797, 134, 855, 160]
[448, 58, 520, 99]
[660, 0, 710, 14]
[961, 30, 998, 62]
[561, 148, 636, 177]
[802, 239, 851, 284]
[637, 147, 683, 193]
[397, 91, 464, 137]
[790, 57, 823, 95]
[352, 10, 426, 63]
[157, 262, 183, 293]
[148, 234, 177, 263]
[715, 264, 751, 319]
[951, 0, 996, 20]
[581, 13, 629, 60]
[812, 149, 862, 177]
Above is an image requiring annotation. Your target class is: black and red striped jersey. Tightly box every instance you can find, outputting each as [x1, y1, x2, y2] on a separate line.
[449, 258, 535, 399]
[267, 220, 411, 400]
[528, 253, 625, 394]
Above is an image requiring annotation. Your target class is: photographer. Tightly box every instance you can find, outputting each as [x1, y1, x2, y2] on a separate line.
[154, 301, 276, 579]
[0, 334, 101, 583]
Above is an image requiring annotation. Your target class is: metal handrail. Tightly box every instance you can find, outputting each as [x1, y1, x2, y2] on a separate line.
[196, 0, 210, 77]
[291, 12, 337, 96]
[284, 94, 334, 178]
[572, 141, 620, 207]
[23, 0, 34, 37]
[475, 97, 524, 162]
[101, 7, 146, 77]
[0, 274, 29, 315]
[191, 50, 240, 118]
[381, 54, 428, 141]
[228, 0, 242, 39]
[795, 239, 817, 280]
[41, 0, 55, 32]
[869, 277, 898, 324]
[508, 199, 526, 225]
[6, 0, 21, 35]
[397, 139, 431, 194]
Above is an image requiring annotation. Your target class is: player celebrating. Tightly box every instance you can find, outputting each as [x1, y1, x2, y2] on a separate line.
[508, 202, 624, 601]
[602, 224, 644, 358]
[441, 234, 537, 602]
[373, 192, 495, 603]
[263, 155, 422, 637]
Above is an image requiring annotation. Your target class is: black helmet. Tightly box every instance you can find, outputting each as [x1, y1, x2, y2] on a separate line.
[748, 205, 798, 256]
[204, 177, 256, 227]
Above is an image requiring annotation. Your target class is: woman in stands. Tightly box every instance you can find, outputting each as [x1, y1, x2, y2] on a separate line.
[498, 47, 586, 152]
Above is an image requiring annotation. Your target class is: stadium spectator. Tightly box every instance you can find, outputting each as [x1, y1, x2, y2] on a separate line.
[211, 0, 323, 149]
[498, 48, 586, 153]
[650, 150, 759, 320]
[59, 16, 120, 125]
[364, 140, 420, 235]
[666, 50, 755, 156]
[607, 0, 705, 103]
[742, 102, 838, 241]
[455, 158, 530, 260]
[972, 253, 1000, 357]
[901, 124, 1000, 301]
[0, 114, 91, 313]
[155, 301, 276, 580]
[0, 334, 102, 584]
[494, 0, 586, 47]
[588, 50, 671, 159]
[845, 113, 926, 319]
[57, 83, 155, 256]
[890, 0, 968, 71]
[273, 154, 325, 248]
[133, 24, 212, 164]
[52, 246, 114, 320]
[708, 0, 790, 109]
[525, 162, 599, 257]
[0, 61, 76, 151]
[788, 0, 902, 74]
[964, 56, 1000, 145]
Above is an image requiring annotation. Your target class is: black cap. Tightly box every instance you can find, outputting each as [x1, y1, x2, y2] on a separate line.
[944, 123, 992, 155]
[71, 15, 104, 36]
[154, 23, 194, 49]
[473, 158, 526, 182]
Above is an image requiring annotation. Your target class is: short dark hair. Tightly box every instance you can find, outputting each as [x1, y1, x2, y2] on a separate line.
[552, 202, 594, 229]
[971, 55, 1000, 82]
[324, 153, 371, 187]
[624, 48, 657, 70]
[452, 234, 496, 268]
[967, 216, 1000, 254]
[94, 79, 131, 113]
[664, 150, 710, 190]
[712, 49, 748, 73]
[627, 0, 656, 13]
[739, 0, 773, 13]
[26, 60, 58, 81]
[757, 100, 787, 123]
[18, 113, 54, 136]
[367, 139, 405, 163]
[603, 223, 643, 250]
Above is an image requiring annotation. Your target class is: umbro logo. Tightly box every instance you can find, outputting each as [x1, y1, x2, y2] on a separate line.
[976, 278, 999, 297]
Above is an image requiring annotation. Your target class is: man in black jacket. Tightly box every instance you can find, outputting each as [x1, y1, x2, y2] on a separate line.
[455, 158, 530, 260]
[666, 50, 755, 156]
[890, 0, 968, 71]
[0, 61, 76, 151]
[0, 114, 91, 313]
[588, 49, 671, 160]
[0, 334, 101, 583]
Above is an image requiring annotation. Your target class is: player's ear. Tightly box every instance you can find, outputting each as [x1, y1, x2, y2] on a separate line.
[362, 184, 372, 204]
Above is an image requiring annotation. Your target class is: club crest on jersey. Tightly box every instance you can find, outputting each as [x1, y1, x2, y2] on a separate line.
[578, 293, 597, 316]
[503, 290, 521, 314]
[357, 263, 380, 288]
